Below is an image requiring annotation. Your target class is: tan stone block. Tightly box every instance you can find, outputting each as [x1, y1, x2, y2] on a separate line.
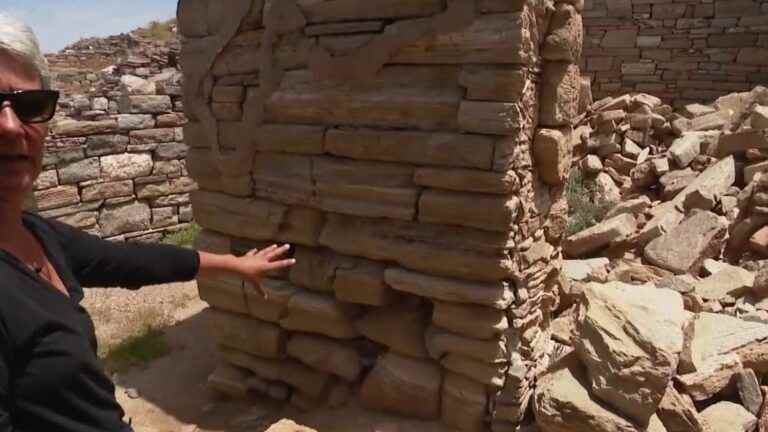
[298, 0, 442, 23]
[355, 303, 430, 358]
[534, 127, 572, 186]
[254, 124, 325, 155]
[251, 153, 315, 206]
[286, 334, 362, 382]
[34, 186, 80, 211]
[265, 68, 461, 131]
[207, 364, 250, 399]
[276, 207, 325, 247]
[458, 100, 532, 135]
[209, 310, 286, 359]
[244, 279, 293, 323]
[459, 66, 530, 102]
[325, 128, 493, 169]
[221, 347, 332, 398]
[425, 326, 507, 364]
[319, 214, 515, 282]
[414, 167, 520, 194]
[288, 247, 353, 292]
[392, 12, 537, 65]
[418, 189, 520, 232]
[385, 267, 513, 309]
[333, 260, 398, 306]
[432, 301, 509, 340]
[542, 3, 583, 62]
[197, 273, 248, 315]
[280, 291, 360, 339]
[191, 190, 287, 240]
[442, 354, 506, 387]
[359, 353, 442, 420]
[442, 372, 488, 432]
[539, 62, 581, 127]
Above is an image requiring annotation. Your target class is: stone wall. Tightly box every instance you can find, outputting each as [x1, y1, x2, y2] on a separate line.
[179, 0, 582, 430]
[582, 0, 768, 107]
[34, 70, 196, 242]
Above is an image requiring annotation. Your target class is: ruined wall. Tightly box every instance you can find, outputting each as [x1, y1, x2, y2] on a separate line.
[582, 0, 768, 107]
[35, 70, 196, 242]
[179, 0, 581, 430]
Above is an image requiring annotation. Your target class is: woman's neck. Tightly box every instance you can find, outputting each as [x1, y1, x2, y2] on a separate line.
[0, 199, 26, 245]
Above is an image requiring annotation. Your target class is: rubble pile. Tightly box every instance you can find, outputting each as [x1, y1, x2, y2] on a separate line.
[537, 87, 768, 431]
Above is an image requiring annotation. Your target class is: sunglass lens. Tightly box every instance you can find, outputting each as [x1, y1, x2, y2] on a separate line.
[13, 91, 59, 123]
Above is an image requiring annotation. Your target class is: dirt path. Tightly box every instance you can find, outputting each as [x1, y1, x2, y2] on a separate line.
[83, 282, 453, 432]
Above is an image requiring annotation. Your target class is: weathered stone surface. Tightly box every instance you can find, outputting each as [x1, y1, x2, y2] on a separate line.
[418, 189, 519, 232]
[534, 128, 571, 186]
[99, 201, 151, 237]
[354, 303, 429, 358]
[101, 153, 153, 181]
[359, 353, 441, 420]
[738, 368, 763, 416]
[669, 134, 702, 168]
[332, 259, 396, 306]
[604, 196, 651, 220]
[58, 157, 101, 184]
[207, 364, 250, 399]
[117, 114, 155, 131]
[385, 267, 513, 309]
[392, 12, 537, 65]
[699, 401, 757, 432]
[575, 282, 686, 425]
[441, 354, 505, 387]
[53, 119, 118, 137]
[539, 62, 580, 127]
[120, 74, 156, 95]
[644, 211, 728, 274]
[657, 384, 707, 432]
[414, 167, 519, 194]
[542, 3, 582, 62]
[192, 190, 286, 241]
[594, 172, 622, 203]
[563, 258, 610, 282]
[563, 214, 637, 258]
[221, 347, 331, 398]
[253, 124, 325, 154]
[209, 310, 286, 359]
[129, 128, 176, 146]
[681, 312, 768, 374]
[425, 326, 506, 364]
[694, 265, 755, 300]
[280, 290, 360, 339]
[442, 372, 487, 432]
[286, 334, 361, 382]
[265, 68, 461, 131]
[85, 134, 129, 156]
[325, 128, 493, 170]
[432, 301, 508, 340]
[320, 214, 514, 282]
[197, 273, 248, 315]
[752, 106, 768, 130]
[534, 354, 639, 432]
[459, 66, 530, 102]
[298, 0, 442, 23]
[458, 100, 533, 135]
[676, 354, 743, 400]
[119, 95, 172, 114]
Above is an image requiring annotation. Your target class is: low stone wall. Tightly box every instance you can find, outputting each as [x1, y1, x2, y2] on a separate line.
[582, 0, 768, 106]
[179, 0, 581, 430]
[34, 71, 197, 242]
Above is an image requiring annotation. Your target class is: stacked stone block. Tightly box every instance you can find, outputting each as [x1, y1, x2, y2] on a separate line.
[179, 0, 582, 430]
[34, 71, 196, 242]
[582, 0, 768, 106]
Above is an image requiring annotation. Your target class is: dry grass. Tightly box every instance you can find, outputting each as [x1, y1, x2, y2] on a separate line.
[137, 19, 177, 42]
[566, 170, 615, 236]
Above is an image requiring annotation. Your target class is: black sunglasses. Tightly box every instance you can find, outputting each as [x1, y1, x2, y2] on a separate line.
[0, 90, 60, 124]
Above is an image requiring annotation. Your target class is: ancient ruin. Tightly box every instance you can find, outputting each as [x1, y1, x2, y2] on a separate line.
[178, 0, 582, 430]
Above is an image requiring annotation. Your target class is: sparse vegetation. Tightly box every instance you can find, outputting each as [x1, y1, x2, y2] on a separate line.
[566, 170, 615, 236]
[102, 326, 170, 373]
[138, 19, 177, 42]
[162, 223, 201, 249]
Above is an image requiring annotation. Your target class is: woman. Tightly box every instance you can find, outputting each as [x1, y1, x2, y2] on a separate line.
[0, 14, 295, 432]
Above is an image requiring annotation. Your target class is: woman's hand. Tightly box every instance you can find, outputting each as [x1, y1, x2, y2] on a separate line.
[197, 244, 296, 298]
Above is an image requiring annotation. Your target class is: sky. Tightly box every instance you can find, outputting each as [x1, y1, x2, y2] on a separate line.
[0, 0, 178, 53]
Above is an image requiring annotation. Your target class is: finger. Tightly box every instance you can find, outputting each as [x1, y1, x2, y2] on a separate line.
[246, 248, 259, 256]
[265, 258, 297, 270]
[266, 244, 292, 260]
[257, 244, 279, 257]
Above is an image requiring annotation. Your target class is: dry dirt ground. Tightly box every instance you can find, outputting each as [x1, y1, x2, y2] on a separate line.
[82, 282, 453, 432]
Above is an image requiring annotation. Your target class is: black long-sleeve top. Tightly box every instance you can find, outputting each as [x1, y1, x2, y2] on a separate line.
[0, 212, 200, 432]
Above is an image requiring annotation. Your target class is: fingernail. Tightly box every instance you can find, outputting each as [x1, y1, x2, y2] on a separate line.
[291, 259, 297, 264]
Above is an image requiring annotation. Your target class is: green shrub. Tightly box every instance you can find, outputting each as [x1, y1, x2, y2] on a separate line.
[565, 170, 615, 236]
[162, 223, 201, 249]
[141, 19, 176, 41]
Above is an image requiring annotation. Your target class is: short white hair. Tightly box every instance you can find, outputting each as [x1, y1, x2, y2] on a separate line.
[0, 13, 50, 89]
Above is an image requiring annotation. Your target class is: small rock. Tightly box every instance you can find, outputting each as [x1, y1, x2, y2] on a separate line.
[750, 226, 768, 257]
[603, 196, 651, 219]
[737, 368, 764, 416]
[563, 258, 610, 282]
[594, 172, 622, 203]
[694, 265, 755, 301]
[699, 401, 757, 432]
[659, 169, 698, 200]
[676, 354, 743, 401]
[563, 214, 637, 258]
[669, 134, 702, 168]
[682, 103, 716, 119]
[580, 155, 603, 174]
[657, 274, 696, 294]
[752, 105, 768, 130]
[125, 388, 140, 399]
[644, 211, 728, 275]
[622, 138, 642, 159]
[657, 384, 708, 432]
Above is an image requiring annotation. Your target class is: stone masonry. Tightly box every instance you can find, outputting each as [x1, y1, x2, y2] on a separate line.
[34, 69, 196, 242]
[582, 0, 768, 107]
[179, 0, 581, 430]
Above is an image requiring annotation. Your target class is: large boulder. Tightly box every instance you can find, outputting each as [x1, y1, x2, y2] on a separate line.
[575, 282, 686, 425]
[644, 211, 728, 274]
[534, 353, 641, 432]
[680, 312, 768, 374]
